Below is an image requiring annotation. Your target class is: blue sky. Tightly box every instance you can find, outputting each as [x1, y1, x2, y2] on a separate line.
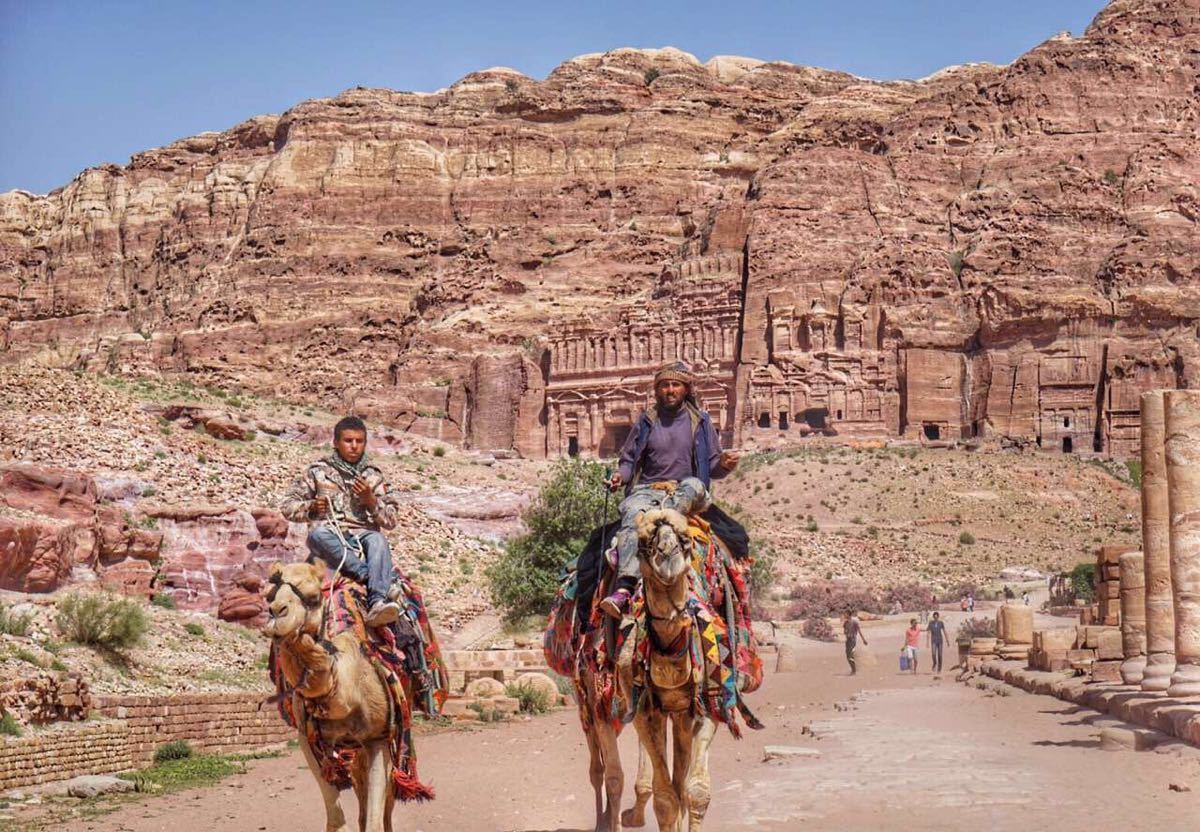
[1, 0, 1105, 195]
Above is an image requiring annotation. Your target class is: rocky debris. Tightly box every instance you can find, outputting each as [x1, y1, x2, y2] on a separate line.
[464, 677, 507, 698]
[762, 745, 821, 761]
[0, 669, 90, 724]
[0, 366, 502, 633]
[64, 775, 135, 798]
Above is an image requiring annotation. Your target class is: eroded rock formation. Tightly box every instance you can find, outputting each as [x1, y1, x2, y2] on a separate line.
[1, 1, 1197, 458]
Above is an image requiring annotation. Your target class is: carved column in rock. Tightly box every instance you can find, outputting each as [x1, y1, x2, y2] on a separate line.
[1141, 390, 1176, 691]
[1119, 551, 1146, 685]
[1166, 390, 1200, 697]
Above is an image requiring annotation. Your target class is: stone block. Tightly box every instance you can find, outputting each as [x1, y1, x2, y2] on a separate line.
[1091, 660, 1123, 683]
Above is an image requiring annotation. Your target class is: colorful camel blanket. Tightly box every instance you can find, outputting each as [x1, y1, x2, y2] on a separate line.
[545, 517, 764, 736]
[270, 578, 447, 802]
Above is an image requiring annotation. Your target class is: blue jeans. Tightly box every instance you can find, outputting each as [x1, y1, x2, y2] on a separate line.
[306, 525, 394, 607]
[615, 477, 709, 580]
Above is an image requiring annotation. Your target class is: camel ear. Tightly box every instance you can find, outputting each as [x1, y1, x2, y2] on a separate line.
[635, 510, 660, 543]
[308, 559, 328, 583]
[268, 562, 283, 583]
[660, 509, 689, 538]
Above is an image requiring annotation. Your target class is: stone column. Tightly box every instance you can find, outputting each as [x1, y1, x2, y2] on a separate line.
[1119, 551, 1146, 685]
[1141, 390, 1176, 692]
[1166, 390, 1200, 697]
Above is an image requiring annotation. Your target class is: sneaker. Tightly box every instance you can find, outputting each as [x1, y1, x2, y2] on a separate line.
[598, 588, 632, 619]
[366, 600, 401, 628]
[386, 581, 405, 603]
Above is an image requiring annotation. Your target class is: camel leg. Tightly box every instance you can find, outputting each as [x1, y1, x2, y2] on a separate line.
[684, 716, 718, 832]
[298, 729, 350, 832]
[669, 712, 694, 828]
[634, 709, 681, 832]
[583, 721, 607, 831]
[594, 720, 624, 832]
[361, 740, 391, 832]
[619, 740, 652, 828]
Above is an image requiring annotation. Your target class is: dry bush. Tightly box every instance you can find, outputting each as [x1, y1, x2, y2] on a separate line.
[801, 616, 835, 641]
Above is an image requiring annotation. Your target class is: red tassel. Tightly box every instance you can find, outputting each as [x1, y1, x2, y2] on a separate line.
[393, 769, 435, 802]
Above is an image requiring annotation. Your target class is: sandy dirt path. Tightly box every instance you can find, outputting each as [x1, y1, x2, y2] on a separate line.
[61, 609, 1200, 831]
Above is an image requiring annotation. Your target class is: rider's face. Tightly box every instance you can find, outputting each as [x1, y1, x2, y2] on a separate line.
[655, 380, 688, 410]
[334, 429, 367, 464]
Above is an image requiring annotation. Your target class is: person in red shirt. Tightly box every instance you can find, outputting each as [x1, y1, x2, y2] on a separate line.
[904, 618, 921, 674]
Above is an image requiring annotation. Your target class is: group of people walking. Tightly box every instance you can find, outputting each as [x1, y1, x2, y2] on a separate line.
[842, 610, 952, 676]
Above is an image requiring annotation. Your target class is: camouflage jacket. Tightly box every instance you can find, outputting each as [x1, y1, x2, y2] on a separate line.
[280, 457, 402, 532]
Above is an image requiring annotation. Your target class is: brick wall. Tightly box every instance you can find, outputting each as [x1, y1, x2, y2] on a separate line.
[91, 691, 293, 765]
[0, 691, 293, 791]
[0, 721, 131, 790]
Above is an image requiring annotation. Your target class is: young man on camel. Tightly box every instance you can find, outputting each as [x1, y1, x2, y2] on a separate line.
[599, 361, 739, 617]
[280, 415, 404, 628]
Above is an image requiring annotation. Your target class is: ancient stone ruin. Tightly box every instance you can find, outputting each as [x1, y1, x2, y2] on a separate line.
[1, 1, 1196, 459]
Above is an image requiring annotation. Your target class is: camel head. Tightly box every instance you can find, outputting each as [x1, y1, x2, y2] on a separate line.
[635, 508, 691, 586]
[264, 560, 326, 639]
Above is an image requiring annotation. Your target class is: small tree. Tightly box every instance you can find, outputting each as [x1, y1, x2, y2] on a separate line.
[1069, 562, 1097, 602]
[486, 459, 608, 621]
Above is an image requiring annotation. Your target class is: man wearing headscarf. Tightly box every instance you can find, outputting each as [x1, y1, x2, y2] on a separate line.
[599, 361, 739, 616]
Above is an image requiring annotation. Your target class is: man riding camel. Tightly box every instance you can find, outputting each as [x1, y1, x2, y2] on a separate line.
[280, 415, 404, 628]
[600, 361, 739, 617]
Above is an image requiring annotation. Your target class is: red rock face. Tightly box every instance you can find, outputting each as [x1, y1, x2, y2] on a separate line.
[0, 2, 1197, 458]
[0, 518, 77, 592]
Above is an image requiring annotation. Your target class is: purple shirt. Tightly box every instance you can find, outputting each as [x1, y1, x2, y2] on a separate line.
[617, 406, 726, 485]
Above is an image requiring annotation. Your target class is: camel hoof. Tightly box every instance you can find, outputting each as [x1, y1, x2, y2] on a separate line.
[620, 807, 646, 827]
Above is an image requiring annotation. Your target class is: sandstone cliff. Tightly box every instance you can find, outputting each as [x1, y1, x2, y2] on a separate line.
[1, 0, 1196, 459]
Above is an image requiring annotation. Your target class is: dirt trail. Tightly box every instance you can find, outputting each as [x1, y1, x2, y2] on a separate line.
[62, 609, 1200, 831]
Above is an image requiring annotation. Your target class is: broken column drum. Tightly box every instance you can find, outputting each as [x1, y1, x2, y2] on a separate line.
[1165, 391, 1200, 697]
[1140, 391, 1175, 692]
[1119, 551, 1146, 685]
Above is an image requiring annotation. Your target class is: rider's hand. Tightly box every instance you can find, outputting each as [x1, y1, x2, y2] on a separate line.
[719, 450, 740, 471]
[311, 496, 329, 518]
[352, 477, 377, 509]
[606, 472, 624, 492]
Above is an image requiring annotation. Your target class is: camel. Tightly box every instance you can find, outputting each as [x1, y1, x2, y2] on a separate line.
[264, 560, 399, 832]
[631, 508, 720, 832]
[575, 648, 652, 832]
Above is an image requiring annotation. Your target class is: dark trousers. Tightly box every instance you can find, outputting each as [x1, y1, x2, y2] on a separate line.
[931, 640, 944, 672]
[845, 638, 857, 674]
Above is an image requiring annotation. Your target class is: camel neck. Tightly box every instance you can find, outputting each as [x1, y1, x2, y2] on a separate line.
[277, 632, 336, 700]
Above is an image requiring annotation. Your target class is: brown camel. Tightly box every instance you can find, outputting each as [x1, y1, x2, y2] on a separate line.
[631, 509, 719, 832]
[265, 560, 399, 832]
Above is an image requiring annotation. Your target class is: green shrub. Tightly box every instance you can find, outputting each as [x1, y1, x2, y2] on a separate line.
[486, 458, 608, 621]
[747, 540, 777, 614]
[1125, 459, 1142, 489]
[184, 623, 205, 637]
[958, 531, 975, 545]
[433, 446, 446, 457]
[55, 593, 149, 650]
[505, 682, 552, 714]
[14, 648, 42, 666]
[154, 740, 193, 763]
[1070, 562, 1097, 602]
[150, 593, 176, 610]
[0, 604, 34, 636]
[644, 67, 660, 85]
[0, 713, 21, 737]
